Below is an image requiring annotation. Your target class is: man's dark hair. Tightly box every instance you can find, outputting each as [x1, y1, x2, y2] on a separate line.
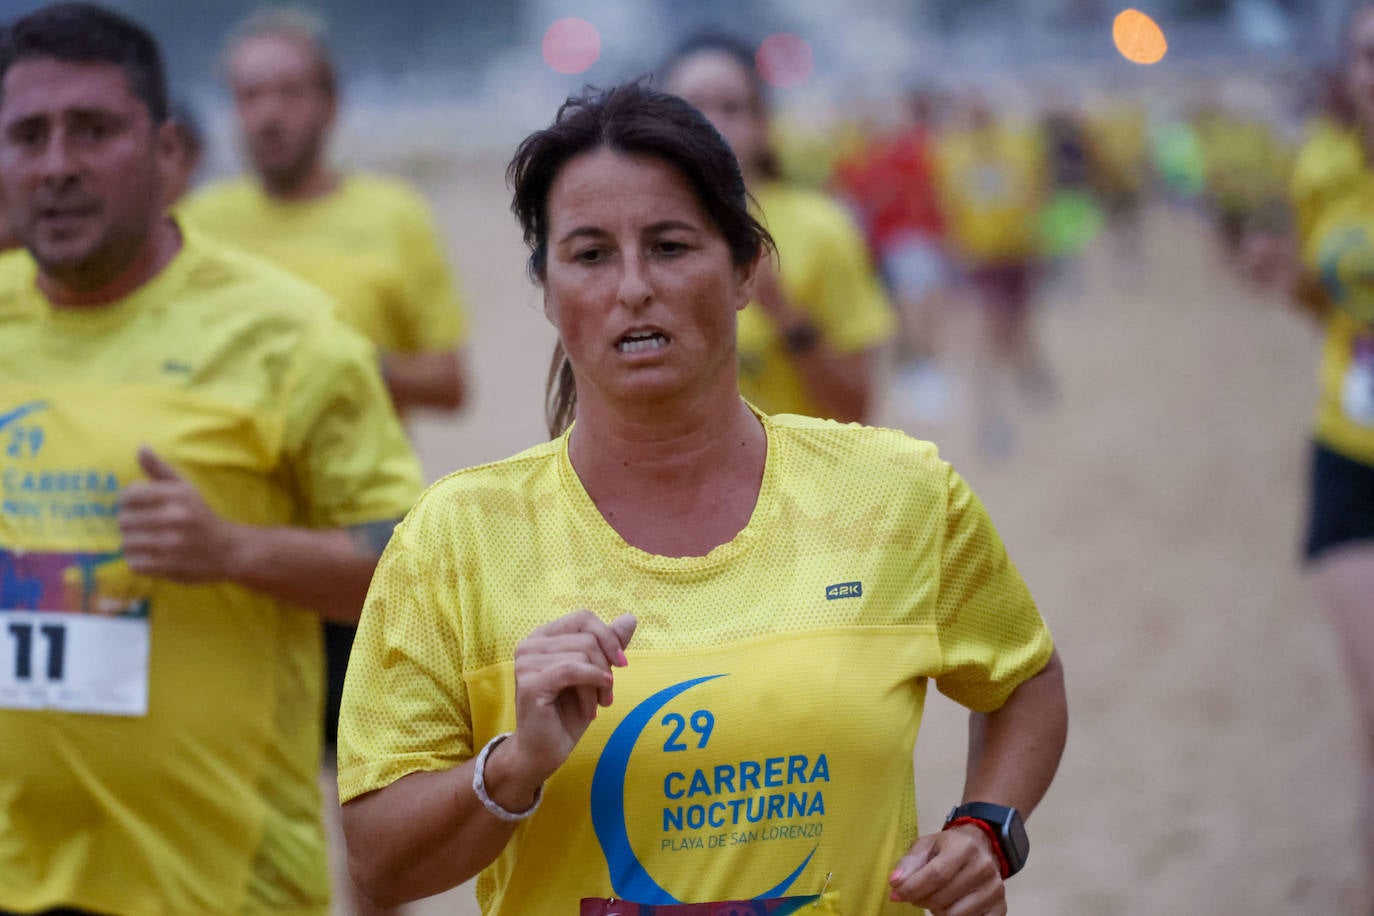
[508, 80, 775, 437]
[0, 2, 168, 123]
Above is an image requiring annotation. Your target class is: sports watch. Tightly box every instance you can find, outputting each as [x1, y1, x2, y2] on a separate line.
[943, 802, 1029, 878]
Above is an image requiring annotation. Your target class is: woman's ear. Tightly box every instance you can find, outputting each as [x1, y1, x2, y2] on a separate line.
[734, 250, 763, 312]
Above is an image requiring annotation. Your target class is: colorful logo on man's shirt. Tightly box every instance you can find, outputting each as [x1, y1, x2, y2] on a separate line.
[590, 674, 819, 905]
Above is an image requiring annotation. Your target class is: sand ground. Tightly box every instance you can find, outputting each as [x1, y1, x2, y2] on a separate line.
[326, 158, 1366, 914]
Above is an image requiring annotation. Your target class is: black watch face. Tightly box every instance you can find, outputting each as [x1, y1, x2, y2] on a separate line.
[952, 803, 1030, 874]
[1005, 818, 1027, 862]
[1004, 809, 1030, 867]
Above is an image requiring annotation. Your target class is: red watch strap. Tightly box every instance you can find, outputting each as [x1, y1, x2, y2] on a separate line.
[944, 816, 1011, 879]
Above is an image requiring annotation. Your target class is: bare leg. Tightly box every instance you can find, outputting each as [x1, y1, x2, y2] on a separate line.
[972, 293, 1016, 458]
[1313, 542, 1374, 906]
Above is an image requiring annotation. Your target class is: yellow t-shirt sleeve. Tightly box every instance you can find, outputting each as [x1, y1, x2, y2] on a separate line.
[336, 503, 472, 803]
[280, 316, 423, 527]
[933, 467, 1053, 713]
[808, 208, 895, 354]
[1290, 123, 1360, 249]
[396, 193, 470, 352]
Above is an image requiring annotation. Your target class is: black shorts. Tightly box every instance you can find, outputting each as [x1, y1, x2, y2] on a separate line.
[1304, 441, 1374, 562]
[323, 621, 357, 749]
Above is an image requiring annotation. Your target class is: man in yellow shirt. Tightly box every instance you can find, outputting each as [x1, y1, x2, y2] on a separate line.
[0, 5, 421, 914]
[185, 9, 471, 417]
[183, 12, 473, 914]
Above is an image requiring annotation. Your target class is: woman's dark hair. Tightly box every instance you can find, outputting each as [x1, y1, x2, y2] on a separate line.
[660, 31, 783, 181]
[508, 80, 774, 438]
[0, 2, 168, 124]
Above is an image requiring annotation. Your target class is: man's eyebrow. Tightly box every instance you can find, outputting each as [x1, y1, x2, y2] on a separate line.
[4, 106, 125, 126]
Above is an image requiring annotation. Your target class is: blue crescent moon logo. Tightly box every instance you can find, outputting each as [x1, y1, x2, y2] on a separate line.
[590, 674, 818, 904]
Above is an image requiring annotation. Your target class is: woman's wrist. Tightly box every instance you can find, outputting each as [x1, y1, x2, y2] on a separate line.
[480, 733, 547, 813]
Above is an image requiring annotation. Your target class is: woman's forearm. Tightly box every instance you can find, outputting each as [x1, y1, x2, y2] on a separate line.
[962, 650, 1068, 818]
[342, 739, 544, 906]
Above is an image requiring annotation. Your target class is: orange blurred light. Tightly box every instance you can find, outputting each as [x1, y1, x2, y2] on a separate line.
[542, 17, 601, 75]
[755, 33, 814, 89]
[1113, 9, 1167, 65]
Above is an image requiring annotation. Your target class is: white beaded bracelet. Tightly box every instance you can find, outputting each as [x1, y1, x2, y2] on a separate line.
[472, 732, 543, 822]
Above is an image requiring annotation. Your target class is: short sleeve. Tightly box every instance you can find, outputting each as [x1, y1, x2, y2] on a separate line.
[933, 467, 1053, 713]
[395, 191, 470, 352]
[336, 505, 472, 803]
[808, 207, 896, 354]
[1290, 124, 1362, 250]
[280, 315, 423, 527]
[1290, 139, 1326, 249]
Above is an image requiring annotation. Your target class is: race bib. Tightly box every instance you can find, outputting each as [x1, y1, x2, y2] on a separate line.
[580, 895, 837, 915]
[1342, 336, 1374, 427]
[0, 549, 150, 716]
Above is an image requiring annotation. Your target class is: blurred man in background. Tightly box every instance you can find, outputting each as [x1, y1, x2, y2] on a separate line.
[183, 10, 473, 914]
[0, 4, 422, 914]
[186, 8, 472, 418]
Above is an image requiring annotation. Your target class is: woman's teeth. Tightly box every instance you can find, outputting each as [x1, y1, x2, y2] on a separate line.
[618, 334, 667, 353]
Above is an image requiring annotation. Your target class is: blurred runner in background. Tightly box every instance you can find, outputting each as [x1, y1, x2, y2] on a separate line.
[187, 8, 472, 419]
[934, 95, 1053, 458]
[661, 33, 894, 425]
[1086, 93, 1150, 275]
[1037, 99, 1103, 297]
[184, 10, 472, 914]
[832, 87, 952, 425]
[1245, 2, 1374, 895]
[1195, 92, 1294, 269]
[0, 4, 421, 914]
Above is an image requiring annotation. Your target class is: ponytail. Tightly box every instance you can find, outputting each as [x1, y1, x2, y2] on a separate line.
[545, 341, 577, 438]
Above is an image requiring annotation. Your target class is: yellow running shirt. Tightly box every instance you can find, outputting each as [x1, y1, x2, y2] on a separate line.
[339, 412, 1053, 915]
[0, 231, 422, 915]
[934, 125, 1047, 265]
[738, 183, 894, 418]
[183, 174, 470, 354]
[1291, 121, 1374, 466]
[1087, 102, 1148, 197]
[1198, 114, 1294, 216]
